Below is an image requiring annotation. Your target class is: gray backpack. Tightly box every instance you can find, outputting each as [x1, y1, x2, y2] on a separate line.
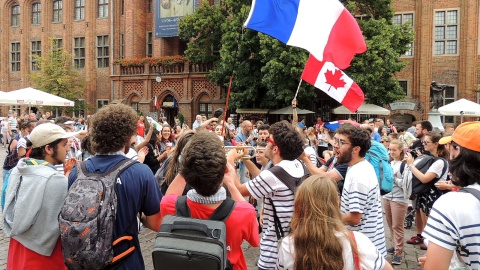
[59, 159, 137, 270]
[152, 196, 235, 270]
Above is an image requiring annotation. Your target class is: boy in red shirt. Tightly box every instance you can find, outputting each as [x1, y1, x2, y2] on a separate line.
[160, 131, 260, 270]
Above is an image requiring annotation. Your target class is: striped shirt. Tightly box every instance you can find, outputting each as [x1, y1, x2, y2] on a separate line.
[246, 159, 304, 270]
[423, 184, 480, 269]
[341, 160, 387, 257]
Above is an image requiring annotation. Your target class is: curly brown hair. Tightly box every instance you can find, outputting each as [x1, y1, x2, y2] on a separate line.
[180, 131, 226, 196]
[90, 104, 138, 154]
[269, 121, 304, 161]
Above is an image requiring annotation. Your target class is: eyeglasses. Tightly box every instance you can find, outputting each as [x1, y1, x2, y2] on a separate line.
[266, 137, 276, 146]
[422, 141, 432, 145]
[333, 138, 350, 147]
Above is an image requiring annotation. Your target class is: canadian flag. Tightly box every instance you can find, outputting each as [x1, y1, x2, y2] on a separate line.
[302, 55, 364, 113]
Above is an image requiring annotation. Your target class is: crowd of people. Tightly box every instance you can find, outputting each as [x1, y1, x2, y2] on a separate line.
[1, 103, 480, 270]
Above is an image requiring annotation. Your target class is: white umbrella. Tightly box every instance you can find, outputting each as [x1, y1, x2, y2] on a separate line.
[438, 98, 480, 122]
[0, 87, 75, 108]
[333, 102, 390, 115]
[269, 105, 315, 115]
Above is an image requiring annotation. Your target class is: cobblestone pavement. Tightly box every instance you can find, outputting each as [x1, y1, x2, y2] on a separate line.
[0, 148, 425, 269]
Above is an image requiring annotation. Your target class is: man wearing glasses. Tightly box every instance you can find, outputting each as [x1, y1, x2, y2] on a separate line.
[336, 124, 387, 258]
[231, 121, 305, 270]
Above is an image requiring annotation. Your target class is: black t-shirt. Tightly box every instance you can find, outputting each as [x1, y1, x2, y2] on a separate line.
[323, 156, 348, 180]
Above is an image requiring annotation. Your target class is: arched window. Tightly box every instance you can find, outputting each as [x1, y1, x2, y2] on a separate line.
[32, 3, 41, 25]
[11, 5, 20, 27]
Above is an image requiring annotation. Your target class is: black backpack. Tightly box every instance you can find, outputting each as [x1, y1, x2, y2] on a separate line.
[152, 196, 236, 270]
[400, 155, 447, 196]
[268, 162, 309, 239]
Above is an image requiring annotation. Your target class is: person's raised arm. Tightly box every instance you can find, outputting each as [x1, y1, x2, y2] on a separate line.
[165, 173, 187, 195]
[135, 124, 154, 152]
[223, 163, 246, 202]
[291, 99, 298, 126]
[198, 117, 218, 130]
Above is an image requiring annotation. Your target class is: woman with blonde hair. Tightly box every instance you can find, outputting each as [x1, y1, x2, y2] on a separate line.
[383, 140, 409, 265]
[277, 175, 392, 270]
[306, 127, 317, 152]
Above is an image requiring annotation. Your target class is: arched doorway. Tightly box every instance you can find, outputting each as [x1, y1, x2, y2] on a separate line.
[161, 94, 178, 126]
[391, 113, 416, 129]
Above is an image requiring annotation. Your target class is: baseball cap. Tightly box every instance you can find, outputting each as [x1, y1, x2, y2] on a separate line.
[439, 121, 480, 152]
[28, 123, 80, 148]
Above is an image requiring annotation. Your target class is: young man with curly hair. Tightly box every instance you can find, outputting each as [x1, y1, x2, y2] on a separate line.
[67, 104, 162, 270]
[232, 120, 306, 270]
[161, 131, 260, 270]
[335, 124, 387, 258]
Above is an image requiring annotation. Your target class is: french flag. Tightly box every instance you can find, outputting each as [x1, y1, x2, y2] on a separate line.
[244, 0, 367, 69]
[302, 55, 364, 113]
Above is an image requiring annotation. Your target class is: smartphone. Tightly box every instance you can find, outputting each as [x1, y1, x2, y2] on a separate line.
[404, 148, 410, 155]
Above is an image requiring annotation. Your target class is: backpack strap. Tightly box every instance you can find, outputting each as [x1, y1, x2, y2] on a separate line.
[175, 196, 191, 217]
[349, 231, 360, 270]
[175, 196, 236, 222]
[209, 197, 236, 222]
[400, 161, 406, 175]
[269, 165, 303, 193]
[459, 188, 480, 201]
[268, 197, 284, 240]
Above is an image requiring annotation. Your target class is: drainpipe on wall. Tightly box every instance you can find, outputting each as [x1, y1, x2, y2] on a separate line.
[110, 0, 115, 102]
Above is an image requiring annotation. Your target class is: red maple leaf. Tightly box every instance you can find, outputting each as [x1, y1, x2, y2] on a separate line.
[325, 68, 346, 91]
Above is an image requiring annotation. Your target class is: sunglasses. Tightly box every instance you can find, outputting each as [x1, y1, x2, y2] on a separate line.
[266, 137, 276, 146]
[422, 141, 432, 145]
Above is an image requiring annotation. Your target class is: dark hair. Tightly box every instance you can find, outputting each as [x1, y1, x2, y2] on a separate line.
[164, 130, 195, 186]
[336, 124, 371, 157]
[81, 135, 94, 155]
[269, 121, 304, 161]
[397, 127, 405, 133]
[54, 116, 73, 125]
[426, 131, 449, 159]
[180, 131, 226, 196]
[257, 124, 270, 131]
[257, 141, 267, 148]
[420, 121, 433, 132]
[29, 138, 63, 160]
[90, 104, 138, 154]
[449, 146, 480, 187]
[149, 129, 159, 146]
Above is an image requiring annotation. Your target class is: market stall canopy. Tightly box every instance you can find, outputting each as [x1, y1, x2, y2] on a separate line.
[236, 108, 269, 114]
[0, 87, 75, 107]
[333, 102, 390, 115]
[269, 106, 314, 115]
[438, 98, 480, 117]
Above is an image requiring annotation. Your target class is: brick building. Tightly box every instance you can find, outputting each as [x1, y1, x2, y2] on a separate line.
[388, 0, 480, 126]
[0, 0, 479, 126]
[0, 0, 220, 125]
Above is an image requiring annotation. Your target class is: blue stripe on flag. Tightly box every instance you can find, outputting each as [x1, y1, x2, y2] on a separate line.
[245, 0, 300, 44]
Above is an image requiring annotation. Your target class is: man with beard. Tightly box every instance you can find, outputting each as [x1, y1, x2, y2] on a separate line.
[3, 123, 79, 269]
[232, 121, 305, 270]
[336, 124, 387, 257]
[410, 120, 433, 157]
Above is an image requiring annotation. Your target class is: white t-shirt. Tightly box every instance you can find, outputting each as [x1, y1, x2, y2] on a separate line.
[303, 145, 317, 167]
[277, 231, 386, 270]
[246, 159, 305, 270]
[423, 183, 480, 269]
[426, 159, 448, 181]
[341, 160, 387, 257]
[317, 133, 328, 147]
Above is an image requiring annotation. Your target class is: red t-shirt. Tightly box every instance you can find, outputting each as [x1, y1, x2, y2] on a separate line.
[160, 194, 260, 270]
[137, 121, 145, 137]
[8, 237, 67, 270]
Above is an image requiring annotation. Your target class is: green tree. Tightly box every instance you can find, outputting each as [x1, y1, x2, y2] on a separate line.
[29, 39, 86, 108]
[179, 0, 413, 108]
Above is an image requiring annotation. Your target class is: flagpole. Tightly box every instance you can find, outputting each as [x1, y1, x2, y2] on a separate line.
[293, 78, 302, 100]
[221, 26, 245, 136]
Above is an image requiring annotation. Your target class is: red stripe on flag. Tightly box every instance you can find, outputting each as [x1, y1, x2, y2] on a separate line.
[323, 8, 367, 70]
[301, 55, 324, 85]
[341, 82, 364, 113]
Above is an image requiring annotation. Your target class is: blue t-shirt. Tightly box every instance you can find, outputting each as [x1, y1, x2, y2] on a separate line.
[68, 155, 162, 270]
[372, 132, 381, 142]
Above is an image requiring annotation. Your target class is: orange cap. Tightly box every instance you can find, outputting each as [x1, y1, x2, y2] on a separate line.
[442, 121, 480, 152]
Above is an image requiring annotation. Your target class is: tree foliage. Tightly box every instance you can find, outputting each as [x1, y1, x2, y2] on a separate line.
[29, 39, 86, 104]
[179, 0, 413, 108]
